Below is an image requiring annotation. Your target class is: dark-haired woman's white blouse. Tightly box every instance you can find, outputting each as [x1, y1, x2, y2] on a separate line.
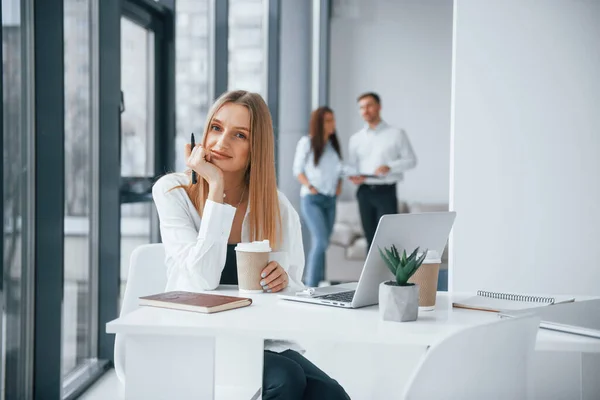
[292, 136, 343, 197]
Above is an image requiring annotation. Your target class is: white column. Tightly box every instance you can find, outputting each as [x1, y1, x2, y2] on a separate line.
[277, 0, 312, 212]
[451, 0, 600, 295]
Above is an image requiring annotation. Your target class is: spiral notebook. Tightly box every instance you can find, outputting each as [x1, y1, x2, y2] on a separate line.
[452, 290, 575, 313]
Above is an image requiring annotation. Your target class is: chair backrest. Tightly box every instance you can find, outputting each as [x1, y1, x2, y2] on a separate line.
[114, 243, 167, 385]
[403, 315, 540, 400]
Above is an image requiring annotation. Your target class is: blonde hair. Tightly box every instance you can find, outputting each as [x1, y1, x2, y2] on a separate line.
[177, 90, 282, 248]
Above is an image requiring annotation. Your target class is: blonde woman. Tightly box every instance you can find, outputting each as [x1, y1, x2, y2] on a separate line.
[152, 91, 350, 400]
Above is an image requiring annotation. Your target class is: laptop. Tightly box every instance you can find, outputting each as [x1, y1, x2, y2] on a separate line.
[500, 298, 600, 339]
[279, 212, 457, 309]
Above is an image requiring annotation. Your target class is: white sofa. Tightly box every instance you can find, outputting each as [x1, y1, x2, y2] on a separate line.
[325, 200, 449, 283]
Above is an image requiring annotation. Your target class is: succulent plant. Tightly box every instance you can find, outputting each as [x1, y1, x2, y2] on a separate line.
[378, 245, 428, 286]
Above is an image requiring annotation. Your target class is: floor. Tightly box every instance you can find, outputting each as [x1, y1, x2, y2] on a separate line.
[79, 368, 263, 400]
[79, 369, 121, 400]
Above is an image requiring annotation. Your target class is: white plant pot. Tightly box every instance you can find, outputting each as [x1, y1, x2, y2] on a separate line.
[378, 281, 419, 322]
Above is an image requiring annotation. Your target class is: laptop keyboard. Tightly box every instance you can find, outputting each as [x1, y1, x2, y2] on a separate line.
[315, 290, 355, 303]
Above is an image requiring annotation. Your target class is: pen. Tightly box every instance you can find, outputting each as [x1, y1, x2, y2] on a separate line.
[190, 133, 197, 184]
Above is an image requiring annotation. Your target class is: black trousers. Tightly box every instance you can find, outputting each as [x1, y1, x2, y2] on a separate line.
[263, 350, 350, 400]
[356, 184, 398, 250]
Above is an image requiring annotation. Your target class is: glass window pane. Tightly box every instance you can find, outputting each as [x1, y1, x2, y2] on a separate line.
[175, 0, 211, 172]
[228, 0, 266, 98]
[121, 17, 154, 177]
[63, 0, 93, 379]
[2, 0, 28, 397]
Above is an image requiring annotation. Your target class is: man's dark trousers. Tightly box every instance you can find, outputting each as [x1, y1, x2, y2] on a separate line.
[356, 183, 398, 250]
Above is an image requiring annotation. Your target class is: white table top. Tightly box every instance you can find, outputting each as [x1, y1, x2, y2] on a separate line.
[107, 287, 600, 353]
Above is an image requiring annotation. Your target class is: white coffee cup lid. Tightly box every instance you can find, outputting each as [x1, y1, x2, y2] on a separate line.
[420, 250, 441, 264]
[235, 240, 271, 253]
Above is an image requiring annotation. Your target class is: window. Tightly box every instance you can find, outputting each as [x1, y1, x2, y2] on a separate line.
[228, 0, 267, 97]
[2, 0, 33, 396]
[121, 17, 154, 178]
[174, 0, 211, 172]
[120, 16, 156, 302]
[63, 0, 95, 382]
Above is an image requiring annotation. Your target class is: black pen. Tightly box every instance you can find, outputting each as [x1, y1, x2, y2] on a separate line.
[190, 133, 197, 184]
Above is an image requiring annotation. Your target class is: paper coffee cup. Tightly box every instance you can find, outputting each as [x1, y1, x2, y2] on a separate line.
[408, 250, 441, 311]
[235, 240, 271, 293]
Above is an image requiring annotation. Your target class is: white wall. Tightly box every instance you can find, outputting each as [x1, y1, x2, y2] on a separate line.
[329, 0, 453, 204]
[451, 0, 600, 295]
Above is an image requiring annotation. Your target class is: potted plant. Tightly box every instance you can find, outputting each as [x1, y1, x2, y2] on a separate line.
[378, 245, 428, 322]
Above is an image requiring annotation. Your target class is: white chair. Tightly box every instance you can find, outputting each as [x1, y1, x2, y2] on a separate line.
[403, 315, 540, 400]
[114, 243, 167, 386]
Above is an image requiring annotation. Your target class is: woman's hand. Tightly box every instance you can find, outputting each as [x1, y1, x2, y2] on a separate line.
[374, 165, 391, 176]
[260, 262, 289, 293]
[349, 175, 366, 185]
[185, 144, 224, 186]
[185, 144, 225, 202]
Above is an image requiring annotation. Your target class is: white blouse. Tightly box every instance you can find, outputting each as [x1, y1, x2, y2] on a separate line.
[292, 136, 343, 197]
[152, 172, 306, 353]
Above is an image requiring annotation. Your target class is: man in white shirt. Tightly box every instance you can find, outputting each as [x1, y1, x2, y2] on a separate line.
[348, 92, 417, 250]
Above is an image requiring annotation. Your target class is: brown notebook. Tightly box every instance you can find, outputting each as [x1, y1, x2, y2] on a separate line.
[139, 291, 252, 314]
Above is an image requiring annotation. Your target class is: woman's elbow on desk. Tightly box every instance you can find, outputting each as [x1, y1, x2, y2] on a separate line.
[188, 269, 221, 291]
[166, 264, 221, 292]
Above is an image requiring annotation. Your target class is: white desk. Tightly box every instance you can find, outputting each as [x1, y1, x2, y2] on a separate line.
[107, 287, 600, 399]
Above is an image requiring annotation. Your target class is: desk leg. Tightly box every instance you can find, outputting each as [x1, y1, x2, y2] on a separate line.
[215, 336, 264, 399]
[125, 334, 215, 400]
[531, 351, 581, 399]
[531, 351, 600, 400]
[302, 340, 427, 399]
[582, 353, 600, 400]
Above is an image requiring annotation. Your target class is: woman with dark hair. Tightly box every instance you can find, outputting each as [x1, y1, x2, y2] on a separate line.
[293, 106, 343, 287]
